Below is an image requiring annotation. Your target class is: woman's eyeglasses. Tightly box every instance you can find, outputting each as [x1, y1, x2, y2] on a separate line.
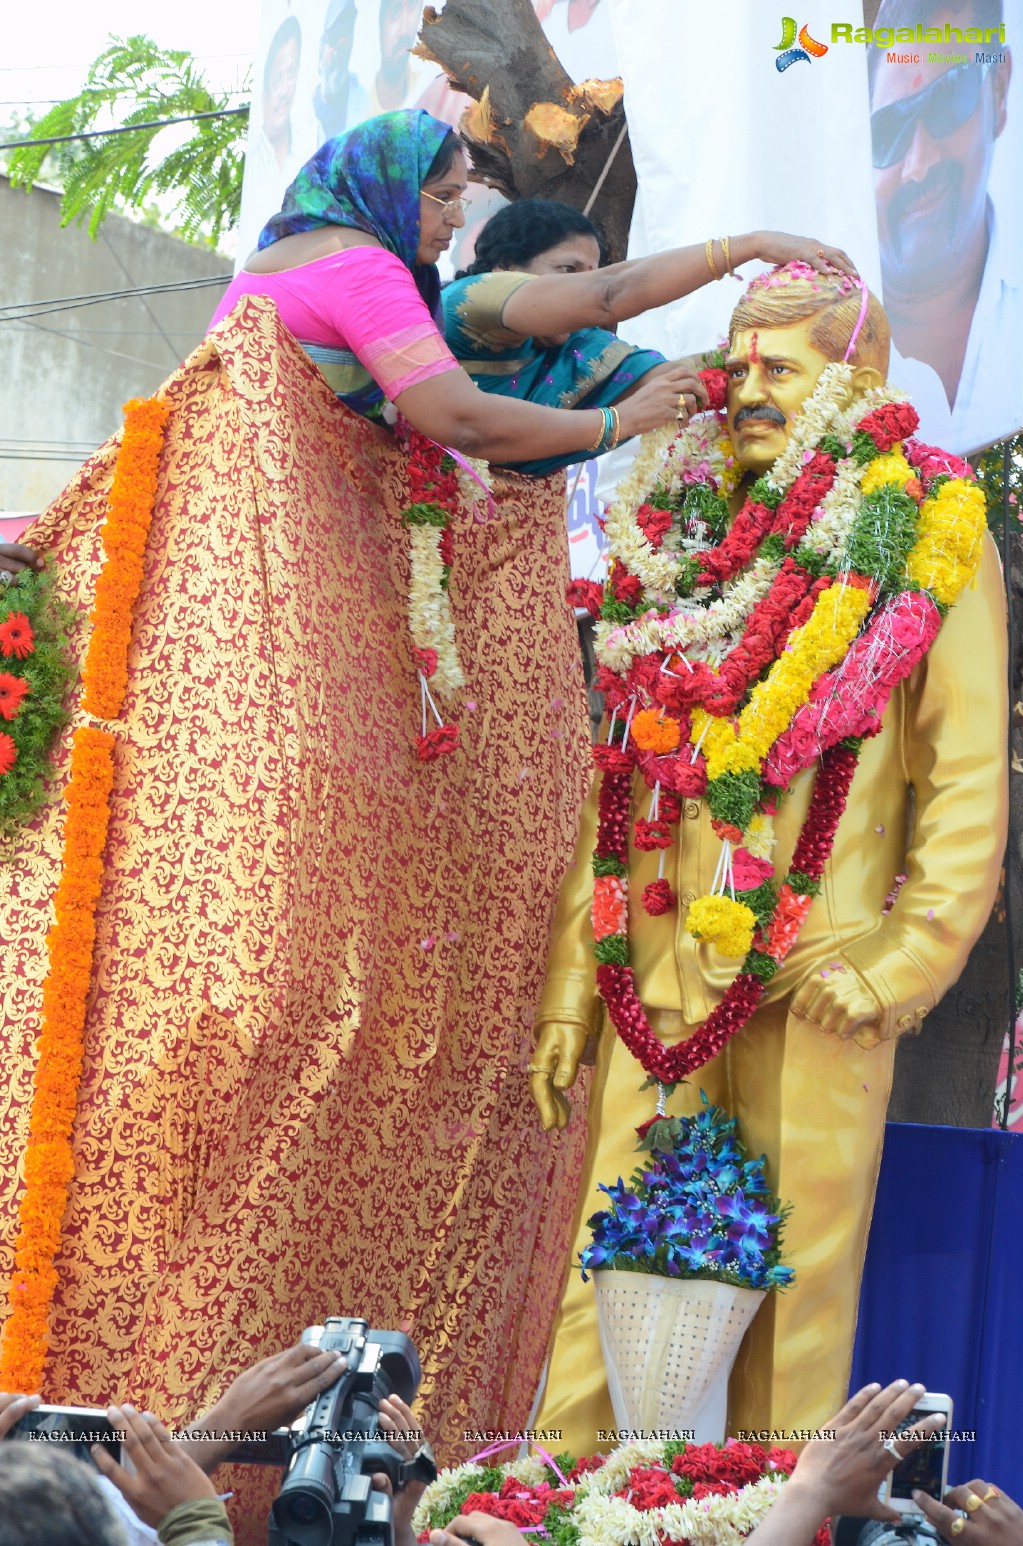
[421, 191, 468, 218]
[871, 60, 993, 169]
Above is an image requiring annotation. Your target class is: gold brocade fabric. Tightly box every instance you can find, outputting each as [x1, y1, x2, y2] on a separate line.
[0, 297, 591, 1544]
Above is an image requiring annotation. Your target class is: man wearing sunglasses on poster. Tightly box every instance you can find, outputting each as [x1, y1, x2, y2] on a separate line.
[868, 0, 1016, 455]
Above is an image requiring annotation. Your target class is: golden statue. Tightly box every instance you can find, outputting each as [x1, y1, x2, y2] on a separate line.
[529, 265, 1007, 1448]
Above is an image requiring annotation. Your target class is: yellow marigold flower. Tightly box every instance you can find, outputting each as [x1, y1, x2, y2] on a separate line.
[631, 707, 682, 755]
[686, 894, 757, 959]
[905, 479, 986, 607]
[860, 449, 913, 497]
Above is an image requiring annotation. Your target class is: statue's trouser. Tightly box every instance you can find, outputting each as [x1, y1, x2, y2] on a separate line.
[536, 1000, 898, 1449]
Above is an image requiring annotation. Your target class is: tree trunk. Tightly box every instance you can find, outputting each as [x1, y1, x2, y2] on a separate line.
[417, 0, 637, 260]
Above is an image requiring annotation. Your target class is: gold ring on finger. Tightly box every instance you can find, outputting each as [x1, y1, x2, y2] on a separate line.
[950, 1519, 966, 1537]
[966, 1496, 984, 1513]
[982, 1488, 999, 1501]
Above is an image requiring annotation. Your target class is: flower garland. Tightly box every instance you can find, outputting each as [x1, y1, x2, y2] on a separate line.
[0, 395, 168, 1391]
[0, 572, 76, 849]
[588, 356, 985, 1085]
[414, 1436, 831, 1546]
[400, 428, 493, 762]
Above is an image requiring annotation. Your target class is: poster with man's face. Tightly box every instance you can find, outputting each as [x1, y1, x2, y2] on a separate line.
[867, 0, 1019, 453]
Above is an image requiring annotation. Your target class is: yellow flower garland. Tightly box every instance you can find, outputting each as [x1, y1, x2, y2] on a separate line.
[0, 396, 167, 1391]
[906, 478, 987, 607]
[691, 579, 873, 780]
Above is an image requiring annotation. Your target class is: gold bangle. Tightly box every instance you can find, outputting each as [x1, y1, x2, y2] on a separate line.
[722, 235, 734, 276]
[705, 238, 721, 281]
[607, 405, 621, 451]
[586, 411, 605, 453]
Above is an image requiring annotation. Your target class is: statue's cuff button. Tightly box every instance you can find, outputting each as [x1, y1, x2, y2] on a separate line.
[684, 800, 701, 820]
[681, 890, 698, 906]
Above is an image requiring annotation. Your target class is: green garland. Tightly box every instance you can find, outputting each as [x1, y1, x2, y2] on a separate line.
[0, 570, 77, 851]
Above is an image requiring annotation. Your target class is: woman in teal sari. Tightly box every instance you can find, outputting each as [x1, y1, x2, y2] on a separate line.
[442, 200, 856, 476]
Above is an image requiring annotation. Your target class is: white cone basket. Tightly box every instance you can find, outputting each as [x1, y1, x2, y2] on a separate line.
[593, 1271, 765, 1430]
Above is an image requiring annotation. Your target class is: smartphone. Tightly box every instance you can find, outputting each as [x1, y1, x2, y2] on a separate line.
[7, 1405, 122, 1466]
[881, 1392, 952, 1514]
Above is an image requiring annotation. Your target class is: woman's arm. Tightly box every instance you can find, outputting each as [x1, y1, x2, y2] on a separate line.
[395, 358, 702, 462]
[500, 232, 858, 340]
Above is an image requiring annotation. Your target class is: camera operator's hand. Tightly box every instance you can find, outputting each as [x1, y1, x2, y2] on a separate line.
[0, 1392, 40, 1438]
[92, 1404, 219, 1529]
[744, 1381, 945, 1545]
[176, 1340, 347, 1472]
[377, 1395, 430, 1546]
[914, 1479, 1023, 1545]
[430, 1512, 524, 1546]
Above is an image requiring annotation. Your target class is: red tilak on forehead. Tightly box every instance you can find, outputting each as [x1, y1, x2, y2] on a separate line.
[749, 331, 760, 364]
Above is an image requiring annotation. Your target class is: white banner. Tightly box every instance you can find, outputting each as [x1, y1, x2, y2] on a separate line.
[609, 0, 1021, 455]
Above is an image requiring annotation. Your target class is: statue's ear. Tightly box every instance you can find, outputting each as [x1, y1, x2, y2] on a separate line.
[851, 364, 884, 393]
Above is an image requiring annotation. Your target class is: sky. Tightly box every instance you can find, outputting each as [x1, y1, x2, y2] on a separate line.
[3, 1, 259, 121]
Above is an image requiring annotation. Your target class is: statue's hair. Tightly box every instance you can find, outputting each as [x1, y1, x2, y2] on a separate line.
[729, 271, 890, 377]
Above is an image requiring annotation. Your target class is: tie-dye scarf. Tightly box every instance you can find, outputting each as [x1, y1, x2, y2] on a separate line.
[258, 108, 453, 317]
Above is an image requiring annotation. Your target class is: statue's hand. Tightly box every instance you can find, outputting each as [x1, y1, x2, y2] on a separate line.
[790, 960, 884, 1047]
[529, 1022, 592, 1132]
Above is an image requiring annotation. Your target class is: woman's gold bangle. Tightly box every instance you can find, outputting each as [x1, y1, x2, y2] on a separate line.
[722, 235, 734, 276]
[607, 405, 621, 451]
[705, 238, 721, 281]
[586, 411, 606, 453]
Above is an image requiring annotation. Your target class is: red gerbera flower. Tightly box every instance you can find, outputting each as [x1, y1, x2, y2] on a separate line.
[0, 612, 34, 660]
[0, 673, 29, 722]
[0, 732, 16, 775]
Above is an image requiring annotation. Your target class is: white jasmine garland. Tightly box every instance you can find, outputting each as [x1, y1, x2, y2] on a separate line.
[763, 362, 855, 493]
[408, 526, 465, 695]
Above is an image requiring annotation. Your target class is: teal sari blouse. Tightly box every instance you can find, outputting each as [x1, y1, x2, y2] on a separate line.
[441, 271, 666, 478]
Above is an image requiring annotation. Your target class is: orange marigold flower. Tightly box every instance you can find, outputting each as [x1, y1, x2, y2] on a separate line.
[0, 673, 30, 721]
[630, 708, 681, 755]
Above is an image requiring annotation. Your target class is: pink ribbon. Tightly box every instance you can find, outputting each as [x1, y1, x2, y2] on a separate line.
[843, 279, 870, 362]
[442, 444, 497, 523]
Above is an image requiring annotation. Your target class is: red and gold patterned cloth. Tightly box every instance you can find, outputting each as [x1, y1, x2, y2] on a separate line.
[0, 298, 591, 1543]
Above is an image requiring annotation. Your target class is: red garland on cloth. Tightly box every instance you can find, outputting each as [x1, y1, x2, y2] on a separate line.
[415, 724, 460, 762]
[593, 745, 861, 1081]
[566, 578, 605, 617]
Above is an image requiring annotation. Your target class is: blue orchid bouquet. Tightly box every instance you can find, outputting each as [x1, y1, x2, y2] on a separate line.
[580, 1097, 794, 1292]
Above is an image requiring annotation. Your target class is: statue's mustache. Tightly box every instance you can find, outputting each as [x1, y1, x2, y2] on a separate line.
[734, 405, 787, 429]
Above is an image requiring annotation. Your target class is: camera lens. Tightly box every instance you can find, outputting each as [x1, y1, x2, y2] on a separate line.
[284, 1496, 322, 1524]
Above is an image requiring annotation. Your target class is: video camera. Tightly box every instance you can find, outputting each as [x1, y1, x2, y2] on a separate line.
[267, 1317, 423, 1546]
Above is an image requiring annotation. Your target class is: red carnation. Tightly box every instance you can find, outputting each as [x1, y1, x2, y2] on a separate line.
[636, 503, 673, 548]
[0, 673, 30, 721]
[692, 1480, 740, 1499]
[0, 733, 16, 776]
[857, 400, 919, 452]
[0, 612, 34, 660]
[643, 878, 676, 915]
[715, 1442, 769, 1485]
[566, 578, 605, 617]
[671, 1443, 724, 1482]
[699, 367, 728, 412]
[610, 566, 644, 608]
[766, 1446, 798, 1474]
[633, 817, 673, 851]
[413, 646, 438, 678]
[439, 527, 454, 566]
[568, 1455, 605, 1481]
[618, 1467, 683, 1511]
[415, 724, 460, 761]
[593, 743, 635, 774]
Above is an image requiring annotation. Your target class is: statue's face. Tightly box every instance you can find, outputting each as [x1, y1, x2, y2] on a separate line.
[725, 316, 836, 475]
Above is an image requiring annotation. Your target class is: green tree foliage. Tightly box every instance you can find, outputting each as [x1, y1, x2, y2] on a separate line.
[973, 432, 1023, 541]
[4, 36, 249, 249]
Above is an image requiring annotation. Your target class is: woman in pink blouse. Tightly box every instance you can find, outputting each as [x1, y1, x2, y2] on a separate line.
[210, 108, 701, 460]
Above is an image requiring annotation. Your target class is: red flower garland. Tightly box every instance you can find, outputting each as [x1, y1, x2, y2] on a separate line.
[593, 745, 860, 1081]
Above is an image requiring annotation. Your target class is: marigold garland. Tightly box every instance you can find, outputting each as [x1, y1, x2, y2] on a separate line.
[0, 395, 167, 1391]
[590, 325, 985, 1084]
[81, 397, 170, 719]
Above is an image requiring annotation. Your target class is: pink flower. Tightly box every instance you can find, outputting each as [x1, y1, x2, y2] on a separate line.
[730, 847, 775, 890]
